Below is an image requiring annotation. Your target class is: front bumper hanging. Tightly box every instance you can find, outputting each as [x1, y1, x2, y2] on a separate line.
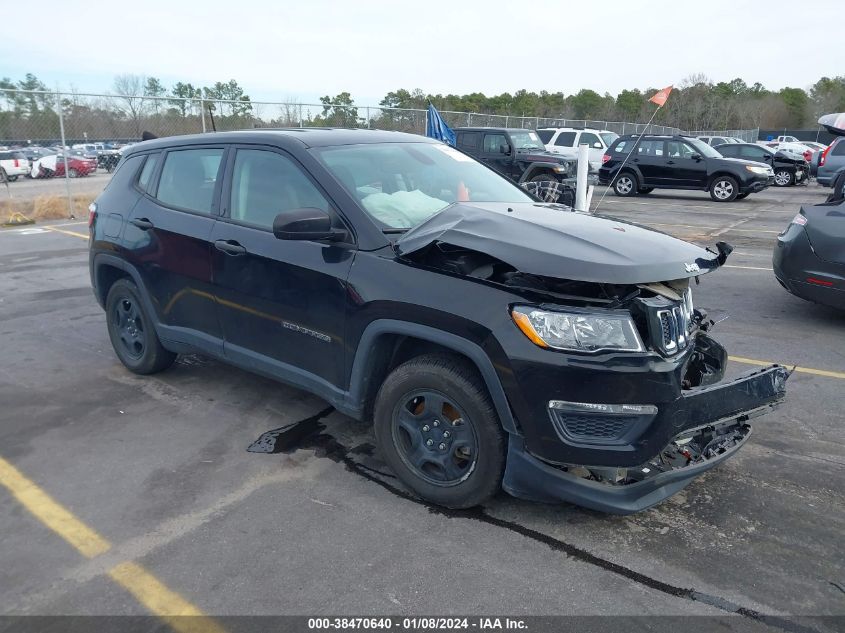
[502, 364, 788, 514]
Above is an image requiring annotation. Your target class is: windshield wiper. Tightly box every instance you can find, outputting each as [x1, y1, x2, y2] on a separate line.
[382, 228, 409, 234]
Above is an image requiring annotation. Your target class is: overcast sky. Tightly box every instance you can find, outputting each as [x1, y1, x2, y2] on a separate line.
[1, 0, 842, 105]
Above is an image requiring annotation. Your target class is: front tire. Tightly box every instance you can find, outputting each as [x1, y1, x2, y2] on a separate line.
[710, 175, 739, 202]
[373, 354, 505, 509]
[105, 279, 176, 375]
[612, 171, 638, 196]
[774, 169, 794, 187]
[68, 168, 79, 178]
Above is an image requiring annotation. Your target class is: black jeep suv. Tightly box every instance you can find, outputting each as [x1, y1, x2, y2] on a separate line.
[454, 127, 576, 186]
[89, 129, 787, 514]
[599, 134, 774, 201]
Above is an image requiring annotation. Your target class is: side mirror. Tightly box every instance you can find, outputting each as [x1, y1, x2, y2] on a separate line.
[499, 144, 512, 155]
[690, 153, 702, 161]
[272, 208, 345, 242]
[592, 142, 602, 149]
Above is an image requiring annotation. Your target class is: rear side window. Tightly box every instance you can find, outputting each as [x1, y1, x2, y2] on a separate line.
[156, 148, 224, 214]
[0, 152, 10, 160]
[536, 130, 554, 144]
[718, 145, 739, 157]
[739, 146, 766, 160]
[483, 133, 508, 153]
[637, 140, 664, 156]
[554, 132, 576, 147]
[831, 139, 845, 156]
[457, 132, 480, 151]
[137, 153, 160, 193]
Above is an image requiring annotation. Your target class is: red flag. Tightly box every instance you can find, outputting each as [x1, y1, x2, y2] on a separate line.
[649, 85, 673, 108]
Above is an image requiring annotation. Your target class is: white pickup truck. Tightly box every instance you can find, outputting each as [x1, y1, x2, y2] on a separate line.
[537, 128, 619, 171]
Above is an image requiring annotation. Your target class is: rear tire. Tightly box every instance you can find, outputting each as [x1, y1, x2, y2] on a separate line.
[373, 354, 505, 509]
[612, 171, 638, 196]
[7, 175, 18, 182]
[774, 169, 794, 187]
[105, 279, 176, 375]
[68, 168, 79, 178]
[709, 175, 739, 202]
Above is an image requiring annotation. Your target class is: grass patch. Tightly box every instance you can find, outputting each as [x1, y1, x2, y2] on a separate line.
[0, 194, 96, 222]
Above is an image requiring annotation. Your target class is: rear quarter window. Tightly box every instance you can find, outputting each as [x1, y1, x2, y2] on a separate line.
[536, 130, 554, 144]
[611, 139, 633, 154]
[831, 139, 845, 156]
[101, 154, 145, 192]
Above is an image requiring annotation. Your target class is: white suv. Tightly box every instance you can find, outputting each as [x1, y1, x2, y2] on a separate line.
[536, 128, 618, 170]
[0, 150, 30, 182]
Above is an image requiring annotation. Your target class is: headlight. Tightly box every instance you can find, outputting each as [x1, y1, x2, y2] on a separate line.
[511, 306, 644, 353]
[745, 165, 770, 175]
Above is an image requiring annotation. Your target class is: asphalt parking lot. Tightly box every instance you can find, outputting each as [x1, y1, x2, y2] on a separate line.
[2, 171, 111, 201]
[1, 184, 843, 627]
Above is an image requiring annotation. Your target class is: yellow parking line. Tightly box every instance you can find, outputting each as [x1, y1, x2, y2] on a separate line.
[109, 562, 227, 633]
[0, 456, 224, 631]
[729, 356, 845, 380]
[43, 225, 88, 240]
[0, 457, 110, 558]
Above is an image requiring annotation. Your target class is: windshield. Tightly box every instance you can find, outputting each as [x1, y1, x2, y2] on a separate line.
[600, 132, 619, 146]
[687, 138, 722, 158]
[510, 131, 546, 151]
[313, 142, 534, 230]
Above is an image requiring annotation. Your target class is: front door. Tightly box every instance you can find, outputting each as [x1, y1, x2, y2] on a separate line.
[480, 132, 517, 179]
[210, 146, 354, 389]
[664, 140, 707, 187]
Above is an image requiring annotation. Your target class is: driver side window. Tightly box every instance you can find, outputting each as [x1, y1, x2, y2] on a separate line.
[483, 134, 508, 154]
[230, 149, 329, 230]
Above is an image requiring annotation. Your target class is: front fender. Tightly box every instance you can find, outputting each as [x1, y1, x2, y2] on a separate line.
[346, 319, 519, 434]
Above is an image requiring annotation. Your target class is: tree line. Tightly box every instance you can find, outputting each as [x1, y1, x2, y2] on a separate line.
[2, 72, 844, 143]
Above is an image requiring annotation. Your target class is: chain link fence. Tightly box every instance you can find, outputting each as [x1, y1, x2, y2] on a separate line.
[0, 88, 757, 220]
[687, 129, 760, 143]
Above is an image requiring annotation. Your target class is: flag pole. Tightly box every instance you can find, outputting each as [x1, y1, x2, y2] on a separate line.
[587, 86, 672, 212]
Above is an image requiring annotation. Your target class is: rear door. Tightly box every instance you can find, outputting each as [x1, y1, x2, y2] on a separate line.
[631, 139, 665, 185]
[550, 131, 577, 156]
[124, 146, 226, 350]
[209, 145, 353, 388]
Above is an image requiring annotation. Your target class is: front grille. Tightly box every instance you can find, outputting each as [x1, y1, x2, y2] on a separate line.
[647, 288, 694, 356]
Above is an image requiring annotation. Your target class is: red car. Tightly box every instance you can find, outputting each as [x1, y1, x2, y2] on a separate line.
[35, 154, 97, 178]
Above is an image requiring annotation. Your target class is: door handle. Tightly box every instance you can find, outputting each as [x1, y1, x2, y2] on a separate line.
[632, 158, 640, 163]
[214, 240, 247, 256]
[130, 218, 153, 230]
[666, 160, 676, 165]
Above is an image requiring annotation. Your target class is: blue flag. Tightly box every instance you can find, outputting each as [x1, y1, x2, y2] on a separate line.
[426, 103, 456, 146]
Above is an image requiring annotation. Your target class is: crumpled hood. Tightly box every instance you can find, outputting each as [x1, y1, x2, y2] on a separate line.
[396, 202, 725, 284]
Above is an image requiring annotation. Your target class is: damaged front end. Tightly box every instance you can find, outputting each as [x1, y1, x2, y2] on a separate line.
[395, 203, 787, 514]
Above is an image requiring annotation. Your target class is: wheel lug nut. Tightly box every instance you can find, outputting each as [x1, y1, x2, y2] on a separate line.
[422, 425, 430, 432]
[433, 420, 439, 427]
[426, 439, 434, 447]
[443, 431, 451, 438]
[438, 443, 446, 450]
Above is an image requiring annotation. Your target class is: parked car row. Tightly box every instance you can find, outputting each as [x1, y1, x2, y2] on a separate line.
[598, 134, 775, 201]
